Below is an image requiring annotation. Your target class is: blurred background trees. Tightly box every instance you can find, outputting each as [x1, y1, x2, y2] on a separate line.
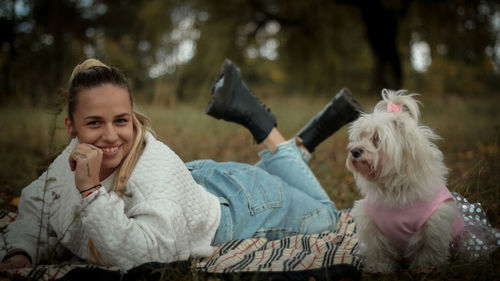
[0, 0, 499, 107]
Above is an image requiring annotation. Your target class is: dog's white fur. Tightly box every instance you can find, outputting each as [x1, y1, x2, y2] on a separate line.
[346, 89, 460, 272]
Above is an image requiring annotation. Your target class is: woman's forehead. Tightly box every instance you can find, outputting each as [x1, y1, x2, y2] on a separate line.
[74, 85, 132, 116]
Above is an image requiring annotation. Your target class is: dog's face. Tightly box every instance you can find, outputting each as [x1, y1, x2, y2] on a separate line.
[346, 90, 447, 198]
[346, 111, 408, 183]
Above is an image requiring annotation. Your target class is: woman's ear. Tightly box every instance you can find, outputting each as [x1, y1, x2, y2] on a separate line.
[64, 117, 77, 138]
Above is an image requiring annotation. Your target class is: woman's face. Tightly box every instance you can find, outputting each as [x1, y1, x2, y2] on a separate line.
[65, 84, 134, 179]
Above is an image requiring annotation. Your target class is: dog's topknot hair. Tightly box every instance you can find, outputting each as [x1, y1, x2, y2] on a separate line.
[374, 89, 421, 122]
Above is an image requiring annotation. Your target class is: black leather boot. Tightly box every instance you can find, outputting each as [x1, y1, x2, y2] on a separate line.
[206, 59, 277, 143]
[296, 87, 362, 152]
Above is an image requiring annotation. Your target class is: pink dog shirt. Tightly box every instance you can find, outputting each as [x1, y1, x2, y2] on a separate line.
[364, 186, 465, 253]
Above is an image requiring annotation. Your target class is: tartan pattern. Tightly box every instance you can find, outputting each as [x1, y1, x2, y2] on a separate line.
[195, 209, 362, 273]
[0, 209, 361, 280]
[0, 209, 17, 229]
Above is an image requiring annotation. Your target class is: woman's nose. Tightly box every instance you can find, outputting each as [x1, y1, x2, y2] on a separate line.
[102, 124, 118, 141]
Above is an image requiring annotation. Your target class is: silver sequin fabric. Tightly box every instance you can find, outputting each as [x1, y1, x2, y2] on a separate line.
[452, 192, 500, 259]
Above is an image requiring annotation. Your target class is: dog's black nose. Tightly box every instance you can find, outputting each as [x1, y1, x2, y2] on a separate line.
[351, 148, 363, 158]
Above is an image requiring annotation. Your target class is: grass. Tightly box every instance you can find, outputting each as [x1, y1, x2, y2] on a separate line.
[0, 94, 499, 280]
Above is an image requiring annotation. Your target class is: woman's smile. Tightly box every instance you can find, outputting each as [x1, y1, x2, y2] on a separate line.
[99, 145, 121, 156]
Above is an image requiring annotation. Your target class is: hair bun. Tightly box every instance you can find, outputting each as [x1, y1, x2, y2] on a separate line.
[374, 89, 421, 122]
[70, 58, 109, 82]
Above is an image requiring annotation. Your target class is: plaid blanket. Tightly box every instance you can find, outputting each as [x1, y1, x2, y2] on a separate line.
[0, 208, 362, 280]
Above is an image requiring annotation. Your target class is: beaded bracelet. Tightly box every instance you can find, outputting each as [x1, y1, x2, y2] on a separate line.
[79, 183, 102, 194]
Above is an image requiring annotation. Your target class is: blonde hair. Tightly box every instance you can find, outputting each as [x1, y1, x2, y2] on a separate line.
[68, 58, 151, 265]
[69, 58, 108, 82]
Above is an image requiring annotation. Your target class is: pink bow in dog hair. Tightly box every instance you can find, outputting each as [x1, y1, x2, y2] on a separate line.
[387, 102, 402, 113]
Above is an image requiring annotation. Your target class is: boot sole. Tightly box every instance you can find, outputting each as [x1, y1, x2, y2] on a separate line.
[334, 88, 363, 121]
[205, 59, 237, 119]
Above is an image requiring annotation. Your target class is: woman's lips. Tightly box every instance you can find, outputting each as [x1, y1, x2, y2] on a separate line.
[99, 145, 121, 156]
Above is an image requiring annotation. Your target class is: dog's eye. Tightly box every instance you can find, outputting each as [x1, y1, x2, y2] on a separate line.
[371, 133, 380, 147]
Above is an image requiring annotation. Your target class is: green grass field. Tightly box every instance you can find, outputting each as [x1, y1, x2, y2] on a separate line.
[0, 94, 498, 280]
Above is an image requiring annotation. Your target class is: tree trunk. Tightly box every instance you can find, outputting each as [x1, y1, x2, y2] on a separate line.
[358, 0, 402, 91]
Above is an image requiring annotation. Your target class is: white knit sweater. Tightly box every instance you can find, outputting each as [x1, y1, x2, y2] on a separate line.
[1, 132, 221, 270]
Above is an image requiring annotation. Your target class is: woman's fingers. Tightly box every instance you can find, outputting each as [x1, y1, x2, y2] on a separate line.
[68, 144, 103, 191]
[69, 156, 76, 171]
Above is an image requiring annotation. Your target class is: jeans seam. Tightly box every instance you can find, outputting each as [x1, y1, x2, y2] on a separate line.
[215, 202, 232, 244]
[224, 169, 283, 216]
[300, 207, 334, 234]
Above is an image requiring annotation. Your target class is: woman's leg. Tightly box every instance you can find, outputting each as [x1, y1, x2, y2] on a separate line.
[257, 127, 285, 152]
[187, 159, 337, 244]
[199, 60, 365, 243]
[205, 59, 362, 201]
[255, 137, 331, 203]
[206, 59, 362, 153]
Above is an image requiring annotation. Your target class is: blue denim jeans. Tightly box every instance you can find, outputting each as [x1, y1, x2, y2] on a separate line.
[186, 139, 338, 245]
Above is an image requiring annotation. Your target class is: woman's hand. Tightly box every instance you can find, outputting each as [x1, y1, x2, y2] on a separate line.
[69, 143, 103, 192]
[0, 253, 32, 271]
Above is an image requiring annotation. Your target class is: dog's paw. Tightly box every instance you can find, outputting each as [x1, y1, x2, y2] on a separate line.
[407, 247, 448, 271]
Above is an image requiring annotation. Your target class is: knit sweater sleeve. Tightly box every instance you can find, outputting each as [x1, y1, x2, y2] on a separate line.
[78, 134, 220, 270]
[79, 187, 187, 270]
[1, 139, 79, 264]
[1, 172, 49, 263]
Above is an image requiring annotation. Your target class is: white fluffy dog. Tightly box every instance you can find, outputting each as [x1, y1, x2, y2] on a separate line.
[346, 90, 464, 273]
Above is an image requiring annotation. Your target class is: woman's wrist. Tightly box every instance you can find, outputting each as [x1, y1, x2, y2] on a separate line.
[80, 183, 102, 198]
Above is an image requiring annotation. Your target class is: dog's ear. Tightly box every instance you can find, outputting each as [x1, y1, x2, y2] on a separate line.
[396, 117, 434, 181]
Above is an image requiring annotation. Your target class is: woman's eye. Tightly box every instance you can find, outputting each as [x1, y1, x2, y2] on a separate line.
[115, 118, 129, 124]
[87, 121, 100, 126]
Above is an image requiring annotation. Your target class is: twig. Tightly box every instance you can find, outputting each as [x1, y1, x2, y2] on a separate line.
[35, 91, 64, 264]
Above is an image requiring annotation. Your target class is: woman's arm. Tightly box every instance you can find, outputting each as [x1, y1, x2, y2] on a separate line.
[79, 182, 190, 270]
[2, 174, 51, 266]
[2, 140, 79, 267]
[76, 137, 219, 270]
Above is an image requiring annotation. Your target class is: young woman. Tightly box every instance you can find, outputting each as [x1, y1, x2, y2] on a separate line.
[0, 59, 361, 271]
